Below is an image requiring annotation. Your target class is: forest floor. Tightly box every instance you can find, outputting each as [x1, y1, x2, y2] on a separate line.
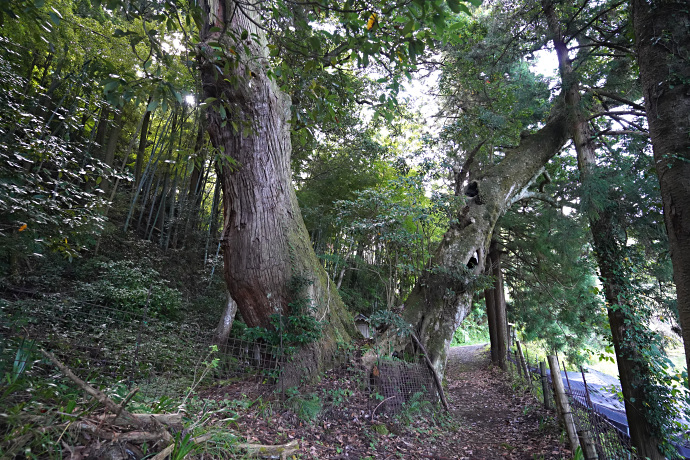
[201, 343, 571, 459]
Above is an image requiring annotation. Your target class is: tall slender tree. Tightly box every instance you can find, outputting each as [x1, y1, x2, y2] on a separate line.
[632, 0, 690, 377]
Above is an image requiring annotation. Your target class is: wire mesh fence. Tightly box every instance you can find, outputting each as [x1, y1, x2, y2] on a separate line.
[2, 294, 441, 417]
[507, 348, 635, 459]
[368, 355, 439, 415]
[567, 383, 633, 459]
[0, 293, 285, 400]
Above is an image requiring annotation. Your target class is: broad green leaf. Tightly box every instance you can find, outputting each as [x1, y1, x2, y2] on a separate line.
[48, 11, 60, 26]
[447, 0, 461, 13]
[402, 19, 415, 36]
[104, 80, 119, 92]
[433, 13, 445, 30]
[147, 99, 159, 112]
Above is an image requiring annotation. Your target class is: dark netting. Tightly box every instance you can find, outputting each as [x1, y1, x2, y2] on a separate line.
[507, 350, 637, 459]
[368, 355, 439, 415]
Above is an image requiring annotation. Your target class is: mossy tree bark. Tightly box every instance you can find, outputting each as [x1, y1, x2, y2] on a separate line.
[633, 0, 690, 379]
[199, 0, 355, 385]
[394, 103, 569, 377]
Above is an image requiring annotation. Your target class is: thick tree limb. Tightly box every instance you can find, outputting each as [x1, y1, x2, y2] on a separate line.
[516, 191, 561, 207]
[96, 413, 183, 429]
[593, 129, 648, 138]
[588, 110, 647, 120]
[454, 140, 486, 196]
[77, 423, 170, 443]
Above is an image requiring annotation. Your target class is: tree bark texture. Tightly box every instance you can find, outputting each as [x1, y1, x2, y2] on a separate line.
[397, 103, 569, 377]
[199, 0, 355, 385]
[214, 292, 238, 345]
[490, 239, 508, 370]
[484, 279, 499, 365]
[543, 1, 664, 456]
[632, 0, 690, 378]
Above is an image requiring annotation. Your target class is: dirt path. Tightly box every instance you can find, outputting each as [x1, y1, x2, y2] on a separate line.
[204, 343, 569, 459]
[443, 343, 568, 459]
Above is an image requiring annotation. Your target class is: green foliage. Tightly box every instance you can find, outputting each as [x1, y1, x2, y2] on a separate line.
[73, 260, 183, 319]
[333, 168, 450, 313]
[284, 388, 323, 423]
[326, 388, 353, 407]
[395, 391, 435, 426]
[502, 198, 607, 364]
[369, 310, 412, 337]
[242, 275, 323, 354]
[0, 346, 85, 458]
[451, 302, 489, 346]
[434, 13, 552, 173]
[0, 38, 115, 271]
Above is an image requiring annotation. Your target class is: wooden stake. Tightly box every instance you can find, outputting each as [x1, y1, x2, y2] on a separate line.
[577, 429, 599, 460]
[514, 349, 522, 377]
[547, 355, 580, 454]
[515, 340, 530, 384]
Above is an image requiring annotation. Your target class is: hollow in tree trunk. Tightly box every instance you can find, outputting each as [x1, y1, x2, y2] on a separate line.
[385, 103, 569, 377]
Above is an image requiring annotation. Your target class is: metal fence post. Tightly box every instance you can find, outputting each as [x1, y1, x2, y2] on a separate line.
[580, 366, 594, 408]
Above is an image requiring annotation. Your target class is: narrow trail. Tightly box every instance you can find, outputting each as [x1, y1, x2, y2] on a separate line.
[443, 344, 569, 459]
[205, 343, 569, 459]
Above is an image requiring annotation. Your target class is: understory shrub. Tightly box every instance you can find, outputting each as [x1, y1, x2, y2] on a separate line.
[74, 260, 182, 319]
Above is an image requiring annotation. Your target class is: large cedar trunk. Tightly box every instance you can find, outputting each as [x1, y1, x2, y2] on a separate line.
[394, 104, 569, 377]
[199, 0, 355, 385]
[632, 0, 690, 377]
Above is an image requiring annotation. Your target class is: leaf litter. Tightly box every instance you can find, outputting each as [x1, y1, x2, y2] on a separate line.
[200, 343, 570, 459]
